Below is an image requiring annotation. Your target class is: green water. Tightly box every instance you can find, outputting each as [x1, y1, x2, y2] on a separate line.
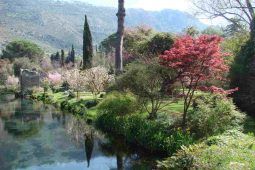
[0, 94, 156, 170]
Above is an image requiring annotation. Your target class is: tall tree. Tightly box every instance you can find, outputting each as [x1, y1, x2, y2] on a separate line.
[56, 51, 60, 61]
[193, 0, 255, 33]
[115, 0, 125, 74]
[83, 15, 93, 69]
[60, 49, 65, 67]
[71, 45, 75, 64]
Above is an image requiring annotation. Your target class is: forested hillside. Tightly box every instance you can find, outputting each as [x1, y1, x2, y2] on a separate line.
[0, 0, 205, 52]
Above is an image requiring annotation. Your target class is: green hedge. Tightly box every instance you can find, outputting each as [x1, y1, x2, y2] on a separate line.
[96, 113, 193, 155]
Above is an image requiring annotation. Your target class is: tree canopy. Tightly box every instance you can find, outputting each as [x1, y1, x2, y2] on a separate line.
[1, 40, 44, 62]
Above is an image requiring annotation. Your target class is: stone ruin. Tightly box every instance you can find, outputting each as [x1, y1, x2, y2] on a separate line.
[20, 69, 40, 96]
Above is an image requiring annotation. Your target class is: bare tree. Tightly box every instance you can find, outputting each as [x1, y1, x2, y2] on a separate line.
[193, 0, 255, 31]
[115, 0, 125, 74]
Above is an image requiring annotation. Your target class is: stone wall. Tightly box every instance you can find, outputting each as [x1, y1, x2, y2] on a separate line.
[20, 69, 40, 95]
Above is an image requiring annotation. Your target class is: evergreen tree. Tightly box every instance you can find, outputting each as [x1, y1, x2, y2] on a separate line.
[83, 15, 93, 69]
[60, 49, 65, 67]
[65, 50, 71, 64]
[55, 51, 60, 61]
[70, 45, 75, 64]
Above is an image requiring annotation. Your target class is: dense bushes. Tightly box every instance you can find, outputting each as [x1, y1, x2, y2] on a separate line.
[113, 62, 176, 119]
[158, 130, 255, 169]
[188, 94, 245, 138]
[96, 113, 193, 155]
[97, 92, 140, 116]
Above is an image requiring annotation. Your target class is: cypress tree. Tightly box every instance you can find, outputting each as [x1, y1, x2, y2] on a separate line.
[83, 15, 93, 69]
[60, 49, 65, 67]
[71, 45, 75, 64]
[55, 51, 60, 61]
[65, 50, 71, 64]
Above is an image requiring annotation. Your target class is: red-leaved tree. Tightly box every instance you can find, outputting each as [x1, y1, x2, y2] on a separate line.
[160, 35, 230, 129]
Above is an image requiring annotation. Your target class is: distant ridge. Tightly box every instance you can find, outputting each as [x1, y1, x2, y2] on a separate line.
[0, 0, 206, 53]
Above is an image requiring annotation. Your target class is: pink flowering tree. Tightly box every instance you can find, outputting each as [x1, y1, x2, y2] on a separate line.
[5, 75, 19, 90]
[62, 69, 86, 99]
[48, 72, 62, 87]
[160, 35, 232, 129]
[84, 66, 114, 98]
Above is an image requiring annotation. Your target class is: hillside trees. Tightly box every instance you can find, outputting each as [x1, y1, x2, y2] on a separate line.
[160, 35, 230, 129]
[1, 40, 44, 62]
[83, 15, 93, 69]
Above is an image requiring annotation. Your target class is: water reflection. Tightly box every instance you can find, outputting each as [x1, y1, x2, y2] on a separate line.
[0, 94, 156, 170]
[85, 131, 94, 167]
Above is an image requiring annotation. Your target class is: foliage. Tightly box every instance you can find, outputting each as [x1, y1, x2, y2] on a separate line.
[0, 59, 13, 85]
[184, 26, 200, 37]
[1, 40, 44, 62]
[39, 57, 53, 72]
[50, 51, 60, 68]
[158, 130, 255, 169]
[96, 113, 194, 155]
[13, 58, 40, 76]
[97, 92, 139, 116]
[100, 28, 175, 66]
[139, 32, 175, 55]
[221, 32, 249, 65]
[202, 26, 224, 36]
[83, 15, 93, 69]
[5, 75, 19, 90]
[100, 26, 154, 54]
[230, 33, 255, 115]
[188, 94, 245, 138]
[115, 61, 176, 119]
[160, 35, 229, 128]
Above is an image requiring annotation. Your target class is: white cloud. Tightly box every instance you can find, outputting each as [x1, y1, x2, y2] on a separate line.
[66, 0, 228, 26]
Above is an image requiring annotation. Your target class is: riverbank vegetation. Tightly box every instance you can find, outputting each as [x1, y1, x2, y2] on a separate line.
[1, 1, 255, 169]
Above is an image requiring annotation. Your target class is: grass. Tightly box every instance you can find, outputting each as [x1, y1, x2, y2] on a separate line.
[32, 91, 99, 120]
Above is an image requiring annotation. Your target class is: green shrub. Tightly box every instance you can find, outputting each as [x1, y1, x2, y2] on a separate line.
[188, 94, 245, 138]
[114, 62, 176, 119]
[84, 100, 98, 109]
[97, 92, 140, 116]
[96, 113, 193, 155]
[158, 130, 255, 169]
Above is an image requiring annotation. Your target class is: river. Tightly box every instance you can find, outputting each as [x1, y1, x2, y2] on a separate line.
[0, 94, 156, 170]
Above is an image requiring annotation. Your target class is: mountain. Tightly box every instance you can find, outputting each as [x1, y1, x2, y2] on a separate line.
[0, 0, 206, 53]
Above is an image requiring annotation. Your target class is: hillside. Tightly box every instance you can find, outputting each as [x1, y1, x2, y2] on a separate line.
[0, 0, 206, 53]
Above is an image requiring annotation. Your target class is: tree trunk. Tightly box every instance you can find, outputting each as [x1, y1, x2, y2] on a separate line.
[115, 0, 125, 74]
[116, 154, 124, 170]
